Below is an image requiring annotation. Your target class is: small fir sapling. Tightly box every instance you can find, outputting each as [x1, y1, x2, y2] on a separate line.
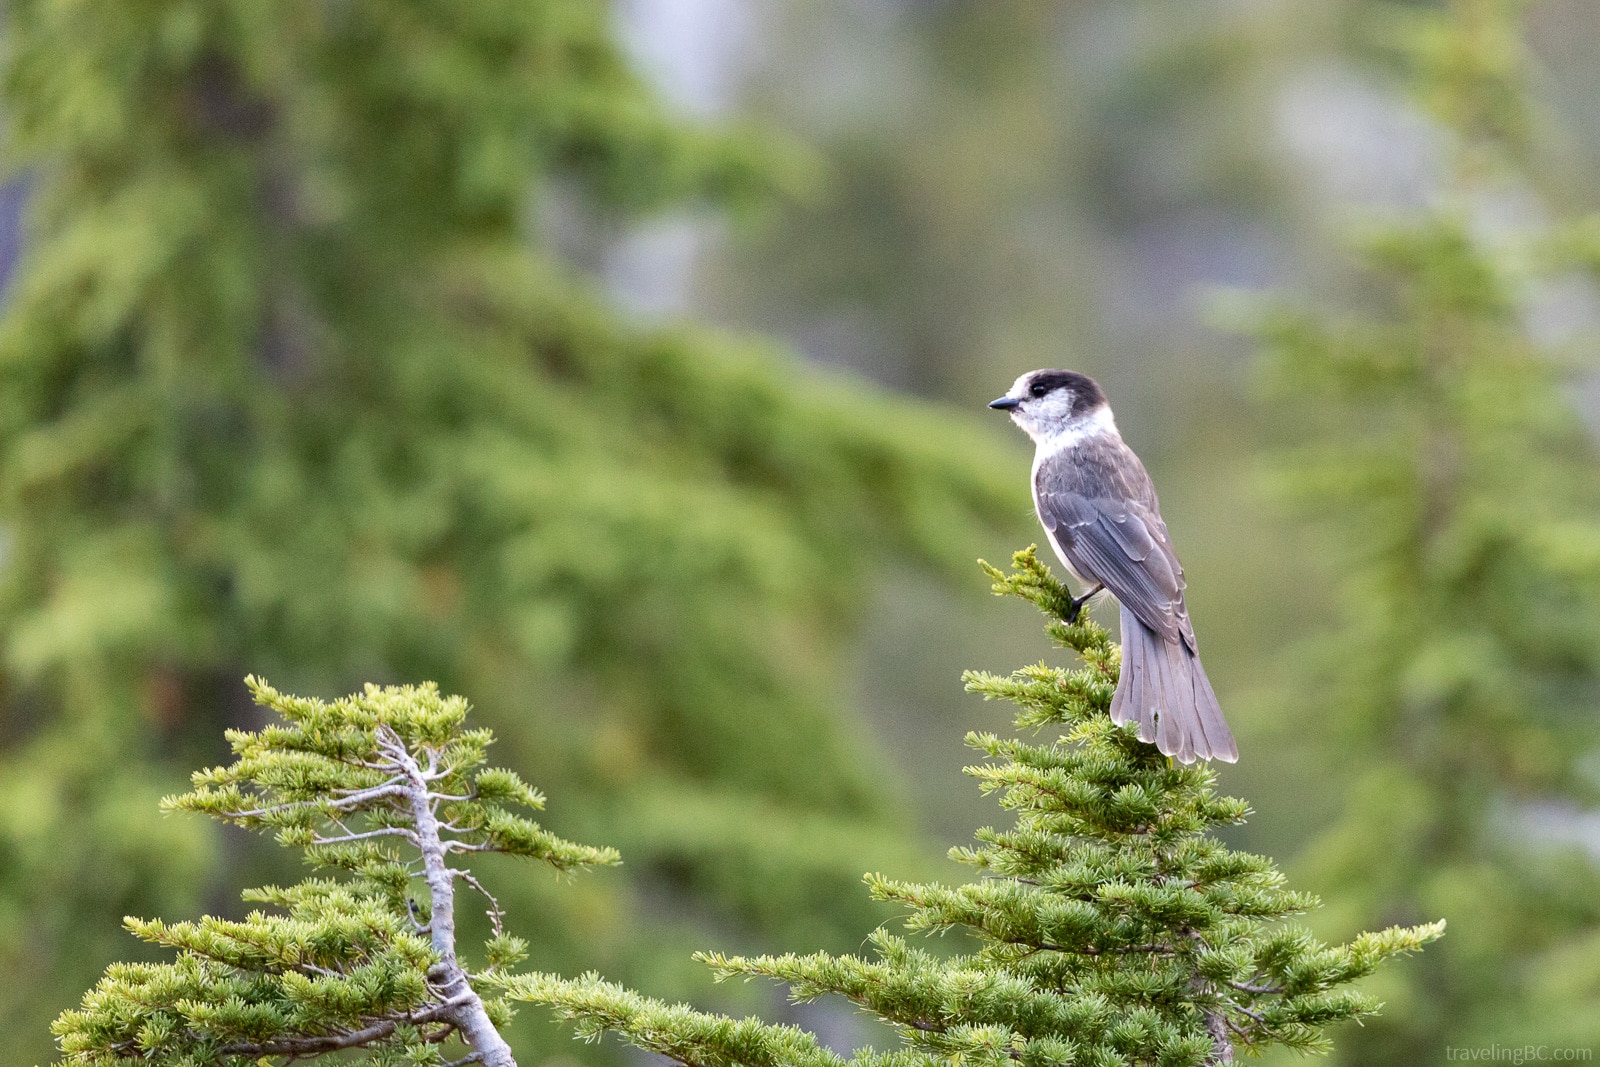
[51, 679, 617, 1067]
[517, 548, 1443, 1066]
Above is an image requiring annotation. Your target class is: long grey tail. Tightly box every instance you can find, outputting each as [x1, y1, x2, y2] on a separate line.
[1109, 605, 1238, 763]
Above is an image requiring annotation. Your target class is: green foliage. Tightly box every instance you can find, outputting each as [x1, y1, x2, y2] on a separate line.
[0, 0, 1019, 1058]
[176, 678, 616, 873]
[1239, 0, 1600, 1059]
[517, 549, 1441, 1066]
[53, 679, 615, 1066]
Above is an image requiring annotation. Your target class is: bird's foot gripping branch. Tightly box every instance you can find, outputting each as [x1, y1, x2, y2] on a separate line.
[519, 547, 1443, 1067]
[51, 680, 617, 1067]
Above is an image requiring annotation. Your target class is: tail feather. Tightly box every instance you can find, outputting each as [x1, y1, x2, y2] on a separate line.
[1152, 631, 1189, 762]
[1125, 636, 1158, 746]
[1187, 648, 1236, 762]
[1108, 606, 1238, 764]
[1122, 637, 1159, 746]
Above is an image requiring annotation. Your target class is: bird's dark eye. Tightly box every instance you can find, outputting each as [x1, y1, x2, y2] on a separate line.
[1028, 383, 1048, 398]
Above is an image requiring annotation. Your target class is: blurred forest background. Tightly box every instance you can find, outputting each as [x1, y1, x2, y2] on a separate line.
[2, 1, 1599, 1065]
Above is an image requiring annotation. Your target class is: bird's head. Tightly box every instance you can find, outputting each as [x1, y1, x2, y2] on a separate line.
[989, 369, 1111, 445]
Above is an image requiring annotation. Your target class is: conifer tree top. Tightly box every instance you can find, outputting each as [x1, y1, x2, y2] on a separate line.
[52, 680, 617, 1067]
[518, 548, 1443, 1066]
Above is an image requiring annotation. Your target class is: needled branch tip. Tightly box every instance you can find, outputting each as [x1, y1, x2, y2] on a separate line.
[980, 547, 1115, 659]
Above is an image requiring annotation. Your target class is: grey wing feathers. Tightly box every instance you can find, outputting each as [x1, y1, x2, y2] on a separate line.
[1036, 492, 1193, 650]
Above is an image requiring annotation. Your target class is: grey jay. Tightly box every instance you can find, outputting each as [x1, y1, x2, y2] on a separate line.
[990, 370, 1237, 763]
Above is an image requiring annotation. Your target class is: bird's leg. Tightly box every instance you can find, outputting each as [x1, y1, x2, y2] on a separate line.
[1064, 583, 1104, 625]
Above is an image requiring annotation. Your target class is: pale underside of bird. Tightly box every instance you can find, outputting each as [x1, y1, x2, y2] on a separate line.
[991, 369, 1238, 764]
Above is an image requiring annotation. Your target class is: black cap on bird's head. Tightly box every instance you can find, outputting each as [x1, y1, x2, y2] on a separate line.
[990, 370, 1113, 446]
[989, 369, 1107, 417]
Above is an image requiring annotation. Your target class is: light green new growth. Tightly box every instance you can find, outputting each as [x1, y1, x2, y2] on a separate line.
[517, 548, 1442, 1066]
[52, 680, 617, 1067]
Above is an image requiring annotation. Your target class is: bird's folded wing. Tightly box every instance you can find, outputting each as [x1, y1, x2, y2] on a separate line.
[1038, 491, 1194, 651]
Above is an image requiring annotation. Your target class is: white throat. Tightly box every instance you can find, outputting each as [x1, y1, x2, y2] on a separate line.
[1029, 405, 1119, 469]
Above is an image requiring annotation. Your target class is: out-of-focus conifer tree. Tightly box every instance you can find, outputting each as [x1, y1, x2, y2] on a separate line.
[0, 2, 1019, 1061]
[694, 0, 1287, 404]
[1244, 1, 1600, 1060]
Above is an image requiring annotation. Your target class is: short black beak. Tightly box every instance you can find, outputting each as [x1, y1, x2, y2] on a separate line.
[988, 396, 1021, 411]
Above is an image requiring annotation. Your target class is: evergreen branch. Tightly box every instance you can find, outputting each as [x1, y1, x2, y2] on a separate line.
[509, 972, 849, 1067]
[211, 1004, 455, 1059]
[195, 784, 410, 821]
[1044, 941, 1174, 957]
[454, 868, 507, 937]
[311, 826, 421, 846]
[330, 778, 408, 796]
[1223, 978, 1282, 996]
[979, 547, 1115, 659]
